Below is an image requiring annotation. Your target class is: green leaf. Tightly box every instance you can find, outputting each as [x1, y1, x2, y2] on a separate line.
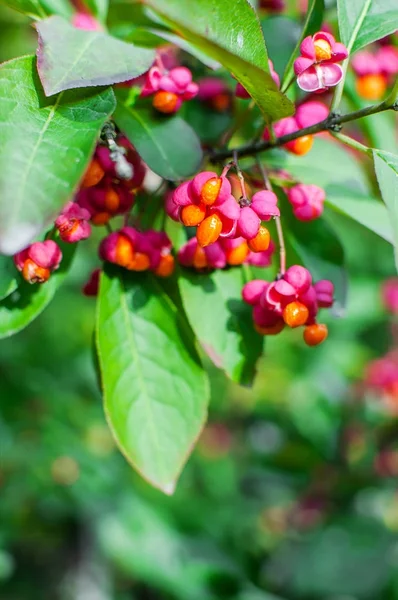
[179, 268, 263, 386]
[96, 268, 209, 493]
[82, 0, 108, 23]
[373, 150, 398, 270]
[36, 16, 155, 96]
[114, 96, 203, 181]
[145, 28, 221, 70]
[0, 256, 18, 302]
[261, 16, 302, 80]
[1, 0, 72, 19]
[281, 0, 324, 91]
[141, 0, 294, 122]
[337, 0, 398, 53]
[0, 241, 75, 339]
[278, 192, 347, 310]
[0, 56, 115, 255]
[182, 99, 232, 145]
[325, 186, 393, 244]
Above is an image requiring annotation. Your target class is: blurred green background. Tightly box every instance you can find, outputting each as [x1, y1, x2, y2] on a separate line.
[2, 5, 398, 599]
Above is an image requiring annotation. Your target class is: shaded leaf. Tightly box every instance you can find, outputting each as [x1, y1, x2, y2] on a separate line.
[96, 268, 210, 493]
[36, 16, 155, 96]
[83, 0, 108, 23]
[337, 0, 398, 53]
[141, 0, 294, 121]
[0, 241, 75, 339]
[373, 150, 398, 270]
[179, 268, 263, 386]
[0, 56, 115, 255]
[1, 0, 72, 19]
[114, 95, 203, 180]
[261, 16, 302, 80]
[0, 256, 18, 302]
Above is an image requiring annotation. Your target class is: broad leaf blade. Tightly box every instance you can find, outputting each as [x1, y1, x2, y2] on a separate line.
[373, 150, 398, 270]
[0, 241, 75, 338]
[0, 56, 115, 255]
[141, 0, 294, 121]
[281, 0, 324, 91]
[114, 97, 203, 180]
[96, 268, 209, 493]
[36, 16, 155, 96]
[1, 0, 72, 19]
[179, 268, 263, 386]
[337, 0, 398, 53]
[0, 256, 18, 302]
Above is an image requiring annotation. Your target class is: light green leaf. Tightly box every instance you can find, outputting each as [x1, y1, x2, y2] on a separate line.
[179, 268, 263, 386]
[0, 256, 18, 301]
[96, 268, 210, 493]
[0, 241, 75, 339]
[373, 150, 398, 270]
[0, 0, 72, 19]
[83, 0, 108, 23]
[337, 0, 398, 53]
[114, 96, 203, 181]
[141, 0, 294, 121]
[36, 16, 155, 96]
[0, 56, 115, 255]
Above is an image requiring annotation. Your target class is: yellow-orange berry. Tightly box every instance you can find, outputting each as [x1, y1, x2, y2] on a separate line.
[254, 320, 285, 336]
[200, 177, 222, 206]
[22, 259, 50, 284]
[115, 235, 135, 268]
[196, 214, 223, 247]
[154, 254, 175, 277]
[226, 241, 249, 265]
[92, 212, 111, 226]
[81, 158, 105, 188]
[104, 188, 120, 212]
[303, 323, 328, 346]
[153, 90, 179, 114]
[356, 74, 387, 101]
[127, 252, 151, 271]
[314, 38, 332, 61]
[180, 203, 207, 226]
[282, 301, 309, 328]
[212, 93, 231, 112]
[192, 246, 208, 269]
[288, 135, 314, 156]
[247, 226, 270, 253]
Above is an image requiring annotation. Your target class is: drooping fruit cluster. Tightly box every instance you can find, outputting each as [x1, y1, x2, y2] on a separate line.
[352, 44, 398, 100]
[141, 61, 199, 114]
[178, 236, 275, 270]
[286, 183, 326, 221]
[294, 31, 348, 92]
[168, 168, 279, 252]
[242, 265, 333, 345]
[14, 240, 62, 284]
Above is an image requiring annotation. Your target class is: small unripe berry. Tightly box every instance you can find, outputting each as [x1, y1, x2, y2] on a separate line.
[247, 226, 270, 253]
[303, 323, 328, 346]
[22, 259, 50, 284]
[180, 203, 206, 226]
[200, 177, 222, 206]
[255, 320, 285, 336]
[196, 214, 223, 247]
[153, 90, 179, 113]
[356, 74, 387, 100]
[154, 254, 175, 277]
[314, 38, 332, 61]
[226, 241, 249, 265]
[81, 158, 105, 188]
[288, 135, 314, 156]
[282, 301, 309, 328]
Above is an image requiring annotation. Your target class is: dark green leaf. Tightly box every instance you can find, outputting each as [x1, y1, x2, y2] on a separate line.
[0, 256, 18, 301]
[36, 16, 155, 96]
[261, 16, 301, 80]
[114, 95, 203, 181]
[0, 241, 75, 339]
[337, 0, 398, 53]
[96, 268, 210, 493]
[179, 268, 263, 386]
[1, 0, 72, 19]
[281, 0, 324, 91]
[183, 99, 232, 145]
[373, 150, 398, 270]
[0, 56, 115, 255]
[141, 0, 294, 121]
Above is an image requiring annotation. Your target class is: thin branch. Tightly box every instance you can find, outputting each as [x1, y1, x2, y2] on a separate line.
[332, 132, 372, 156]
[233, 150, 248, 199]
[210, 98, 396, 162]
